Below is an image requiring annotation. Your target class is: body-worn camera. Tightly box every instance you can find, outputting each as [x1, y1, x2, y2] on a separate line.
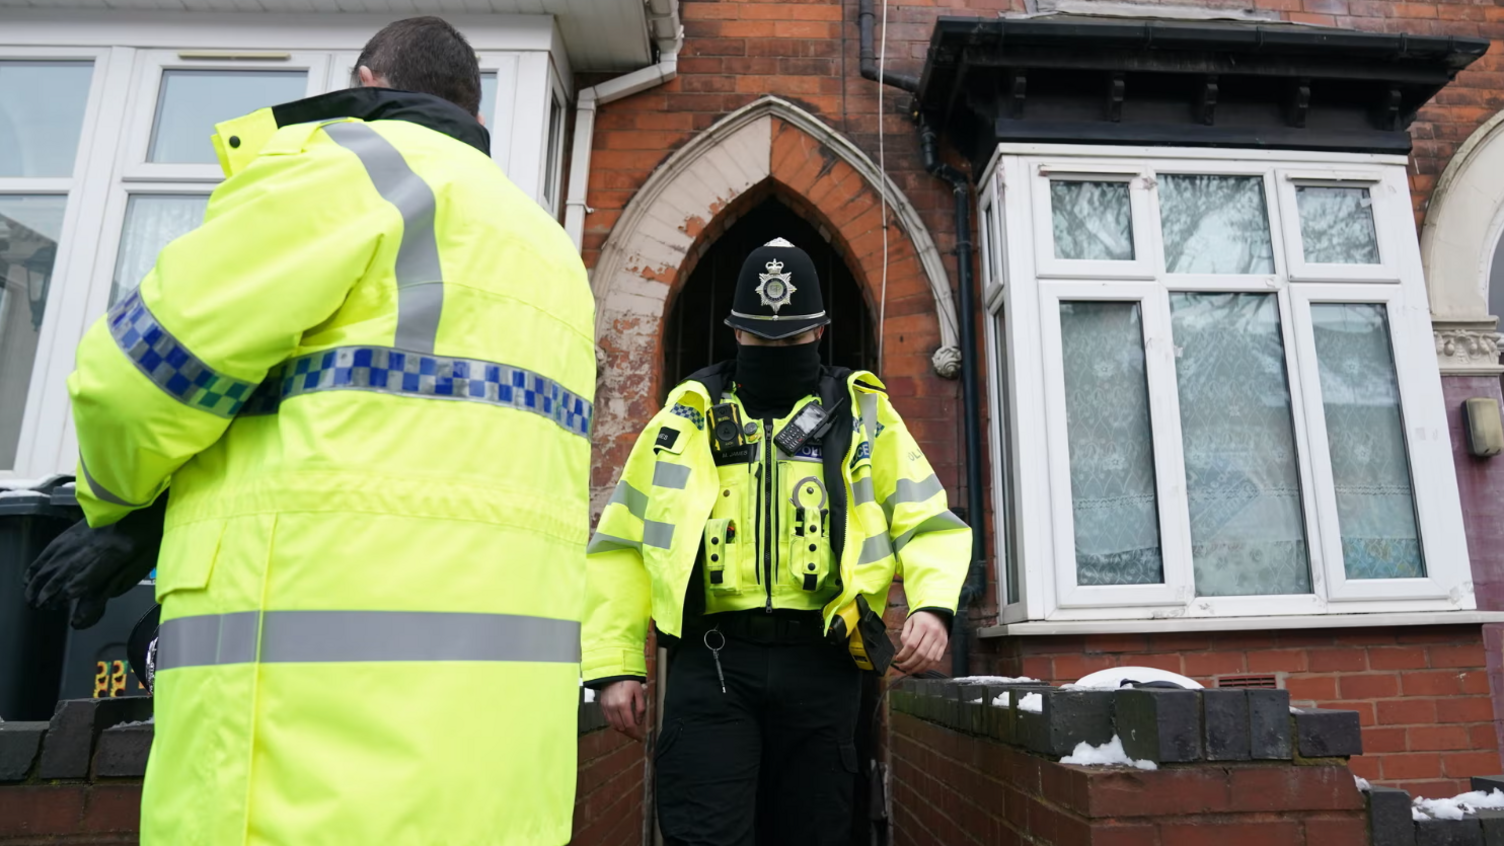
[708, 403, 755, 465]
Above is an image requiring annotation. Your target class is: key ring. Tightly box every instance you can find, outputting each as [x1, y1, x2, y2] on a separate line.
[704, 628, 726, 651]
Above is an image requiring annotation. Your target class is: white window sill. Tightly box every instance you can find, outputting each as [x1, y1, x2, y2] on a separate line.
[977, 610, 1504, 638]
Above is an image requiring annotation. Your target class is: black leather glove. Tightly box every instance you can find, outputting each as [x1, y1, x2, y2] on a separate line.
[24, 495, 168, 629]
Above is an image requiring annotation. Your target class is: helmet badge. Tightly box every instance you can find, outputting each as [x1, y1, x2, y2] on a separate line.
[756, 257, 797, 313]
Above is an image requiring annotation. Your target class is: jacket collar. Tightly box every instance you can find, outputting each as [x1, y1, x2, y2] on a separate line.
[212, 87, 491, 176]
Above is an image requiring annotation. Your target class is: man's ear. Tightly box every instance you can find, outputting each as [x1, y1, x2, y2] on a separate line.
[356, 66, 386, 88]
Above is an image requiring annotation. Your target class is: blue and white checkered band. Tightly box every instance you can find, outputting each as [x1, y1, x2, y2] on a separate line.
[240, 346, 592, 439]
[670, 404, 704, 430]
[108, 290, 257, 418]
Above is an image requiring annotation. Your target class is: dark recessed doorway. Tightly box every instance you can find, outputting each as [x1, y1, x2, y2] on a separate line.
[661, 196, 878, 400]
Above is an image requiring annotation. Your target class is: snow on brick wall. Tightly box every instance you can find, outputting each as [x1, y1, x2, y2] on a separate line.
[972, 624, 1500, 800]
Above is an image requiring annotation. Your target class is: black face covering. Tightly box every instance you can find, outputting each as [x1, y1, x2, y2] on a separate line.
[734, 341, 822, 420]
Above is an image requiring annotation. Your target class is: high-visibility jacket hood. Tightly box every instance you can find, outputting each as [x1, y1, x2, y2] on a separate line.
[212, 87, 490, 177]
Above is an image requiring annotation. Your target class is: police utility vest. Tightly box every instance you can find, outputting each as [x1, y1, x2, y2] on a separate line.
[700, 390, 841, 615]
[582, 362, 973, 685]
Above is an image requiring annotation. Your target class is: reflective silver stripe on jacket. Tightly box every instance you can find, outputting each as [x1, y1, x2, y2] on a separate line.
[157, 609, 580, 669]
[653, 462, 690, 490]
[851, 477, 875, 507]
[893, 510, 968, 553]
[323, 121, 443, 355]
[858, 533, 893, 565]
[79, 456, 152, 508]
[882, 474, 945, 520]
[607, 479, 649, 519]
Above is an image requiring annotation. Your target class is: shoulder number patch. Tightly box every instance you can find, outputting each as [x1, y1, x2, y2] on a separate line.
[656, 427, 680, 451]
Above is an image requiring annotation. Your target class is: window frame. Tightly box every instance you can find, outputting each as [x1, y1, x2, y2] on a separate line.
[1274, 168, 1404, 284]
[120, 50, 329, 183]
[1, 46, 125, 480]
[982, 143, 1472, 623]
[1037, 281, 1194, 610]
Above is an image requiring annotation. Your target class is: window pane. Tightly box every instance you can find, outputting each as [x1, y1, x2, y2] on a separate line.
[543, 95, 563, 206]
[1171, 293, 1311, 596]
[1060, 301, 1163, 585]
[0, 196, 67, 470]
[1159, 175, 1274, 274]
[480, 72, 497, 132]
[1297, 186, 1380, 265]
[111, 195, 209, 306]
[0, 61, 94, 177]
[1051, 181, 1134, 261]
[149, 70, 307, 164]
[1311, 303, 1425, 579]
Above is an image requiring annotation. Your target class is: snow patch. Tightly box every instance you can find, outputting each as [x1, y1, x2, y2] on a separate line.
[1060, 735, 1158, 771]
[115, 717, 154, 727]
[1018, 692, 1043, 713]
[1069, 667, 1203, 690]
[992, 692, 1010, 707]
[1412, 789, 1504, 821]
[1354, 775, 1371, 793]
[953, 675, 1042, 686]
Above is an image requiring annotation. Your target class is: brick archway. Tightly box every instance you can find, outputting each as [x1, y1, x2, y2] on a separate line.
[590, 96, 961, 500]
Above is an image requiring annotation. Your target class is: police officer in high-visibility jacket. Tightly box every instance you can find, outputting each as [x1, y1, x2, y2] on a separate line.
[52, 17, 594, 846]
[585, 238, 970, 845]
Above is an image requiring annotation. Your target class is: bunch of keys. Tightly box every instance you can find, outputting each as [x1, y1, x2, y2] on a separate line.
[704, 628, 727, 694]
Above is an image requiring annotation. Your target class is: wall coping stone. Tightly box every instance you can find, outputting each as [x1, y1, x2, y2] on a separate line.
[0, 692, 616, 788]
[891, 677, 1330, 766]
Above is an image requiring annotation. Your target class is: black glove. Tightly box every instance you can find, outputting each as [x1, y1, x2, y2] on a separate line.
[24, 495, 168, 629]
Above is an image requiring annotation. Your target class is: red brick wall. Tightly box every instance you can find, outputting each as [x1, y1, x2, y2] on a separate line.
[571, 726, 647, 845]
[972, 624, 1498, 799]
[891, 711, 1371, 846]
[0, 714, 649, 846]
[583, 0, 1502, 631]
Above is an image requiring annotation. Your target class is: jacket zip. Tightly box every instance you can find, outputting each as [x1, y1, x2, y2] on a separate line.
[763, 418, 775, 613]
[752, 462, 762, 587]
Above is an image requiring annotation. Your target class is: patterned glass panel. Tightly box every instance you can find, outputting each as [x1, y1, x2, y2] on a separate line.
[1171, 293, 1311, 596]
[1159, 175, 1275, 274]
[1060, 301, 1163, 585]
[1311, 303, 1425, 579]
[1297, 186, 1380, 265]
[1051, 181, 1134, 261]
[111, 195, 209, 306]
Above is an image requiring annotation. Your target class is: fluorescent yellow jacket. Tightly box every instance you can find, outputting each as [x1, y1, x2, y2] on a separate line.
[582, 364, 970, 684]
[68, 89, 594, 846]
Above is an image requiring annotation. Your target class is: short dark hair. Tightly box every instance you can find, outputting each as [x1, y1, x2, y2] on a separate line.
[355, 17, 482, 115]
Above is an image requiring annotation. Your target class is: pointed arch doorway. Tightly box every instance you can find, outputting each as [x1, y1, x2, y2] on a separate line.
[662, 194, 878, 398]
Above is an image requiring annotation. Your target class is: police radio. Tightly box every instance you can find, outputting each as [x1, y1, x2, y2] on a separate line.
[773, 396, 845, 456]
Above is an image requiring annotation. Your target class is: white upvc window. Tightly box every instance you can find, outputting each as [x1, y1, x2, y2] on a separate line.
[981, 145, 1472, 625]
[2, 21, 573, 482]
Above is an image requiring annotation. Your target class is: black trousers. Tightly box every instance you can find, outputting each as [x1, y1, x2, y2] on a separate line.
[655, 629, 862, 846]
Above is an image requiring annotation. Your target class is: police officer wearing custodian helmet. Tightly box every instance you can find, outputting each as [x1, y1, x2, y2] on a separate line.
[584, 237, 971, 844]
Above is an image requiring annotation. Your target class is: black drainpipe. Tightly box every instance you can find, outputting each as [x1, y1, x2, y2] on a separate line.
[858, 0, 986, 676]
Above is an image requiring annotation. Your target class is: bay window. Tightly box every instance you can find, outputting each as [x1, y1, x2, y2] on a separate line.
[982, 147, 1471, 624]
